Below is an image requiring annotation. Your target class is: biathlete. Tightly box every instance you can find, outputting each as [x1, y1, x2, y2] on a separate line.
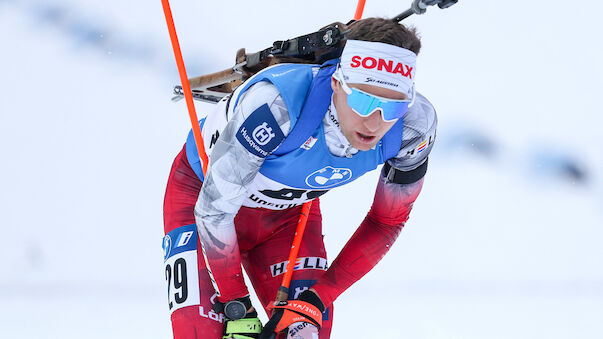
[163, 17, 437, 339]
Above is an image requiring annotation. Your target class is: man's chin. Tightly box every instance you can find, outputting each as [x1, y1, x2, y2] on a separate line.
[350, 139, 379, 151]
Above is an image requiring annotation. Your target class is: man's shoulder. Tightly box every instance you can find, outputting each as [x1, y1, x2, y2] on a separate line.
[389, 92, 438, 171]
[229, 81, 292, 140]
[234, 82, 283, 116]
[402, 92, 437, 139]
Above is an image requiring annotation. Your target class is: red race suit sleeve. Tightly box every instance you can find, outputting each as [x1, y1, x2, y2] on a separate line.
[311, 166, 425, 307]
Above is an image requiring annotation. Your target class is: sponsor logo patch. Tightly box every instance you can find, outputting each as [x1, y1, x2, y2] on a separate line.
[163, 225, 197, 261]
[301, 136, 317, 150]
[163, 235, 172, 261]
[199, 292, 225, 324]
[288, 321, 311, 338]
[406, 134, 435, 156]
[270, 257, 329, 277]
[305, 166, 352, 188]
[416, 140, 428, 153]
[199, 306, 226, 324]
[288, 280, 330, 321]
[236, 104, 284, 157]
[350, 55, 414, 79]
[288, 280, 315, 300]
[176, 231, 195, 248]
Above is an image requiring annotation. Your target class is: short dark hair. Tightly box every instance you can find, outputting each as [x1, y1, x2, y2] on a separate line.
[346, 18, 421, 55]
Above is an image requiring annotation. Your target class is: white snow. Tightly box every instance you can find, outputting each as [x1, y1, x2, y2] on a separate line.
[1, 0, 602, 338]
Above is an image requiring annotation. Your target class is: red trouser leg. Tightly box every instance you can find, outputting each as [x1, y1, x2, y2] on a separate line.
[163, 146, 333, 338]
[237, 202, 333, 339]
[164, 147, 225, 338]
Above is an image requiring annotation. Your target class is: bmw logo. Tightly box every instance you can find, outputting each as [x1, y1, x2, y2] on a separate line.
[305, 166, 353, 188]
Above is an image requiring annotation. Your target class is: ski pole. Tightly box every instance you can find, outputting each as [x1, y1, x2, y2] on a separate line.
[273, 0, 369, 308]
[353, 0, 366, 20]
[266, 5, 369, 339]
[274, 201, 313, 302]
[161, 0, 209, 175]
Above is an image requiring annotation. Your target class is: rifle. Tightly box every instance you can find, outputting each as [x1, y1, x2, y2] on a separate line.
[171, 0, 459, 104]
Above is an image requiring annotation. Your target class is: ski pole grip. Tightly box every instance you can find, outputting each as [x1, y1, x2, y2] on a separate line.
[393, 0, 459, 23]
[411, 0, 429, 14]
[275, 286, 289, 303]
[412, 0, 459, 13]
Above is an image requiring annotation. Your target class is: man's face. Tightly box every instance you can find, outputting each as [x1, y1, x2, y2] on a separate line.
[331, 77, 407, 151]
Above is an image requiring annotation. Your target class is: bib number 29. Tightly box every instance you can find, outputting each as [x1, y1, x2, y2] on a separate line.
[165, 258, 189, 309]
[163, 225, 200, 314]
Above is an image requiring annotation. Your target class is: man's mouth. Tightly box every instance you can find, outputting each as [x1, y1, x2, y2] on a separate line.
[356, 132, 376, 143]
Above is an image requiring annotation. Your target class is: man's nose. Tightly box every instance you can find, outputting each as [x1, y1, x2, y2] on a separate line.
[362, 109, 383, 132]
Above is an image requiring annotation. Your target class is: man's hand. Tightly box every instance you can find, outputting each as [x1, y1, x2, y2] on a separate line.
[215, 296, 262, 339]
[259, 290, 325, 339]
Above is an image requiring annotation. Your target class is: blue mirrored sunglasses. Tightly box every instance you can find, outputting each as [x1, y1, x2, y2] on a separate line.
[334, 68, 412, 122]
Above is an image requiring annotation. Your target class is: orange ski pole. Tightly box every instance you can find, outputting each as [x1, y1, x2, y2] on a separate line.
[354, 0, 366, 20]
[275, 0, 368, 304]
[354, 0, 367, 20]
[161, 0, 209, 175]
[275, 201, 313, 302]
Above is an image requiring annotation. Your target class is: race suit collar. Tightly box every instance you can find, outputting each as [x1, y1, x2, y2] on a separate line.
[323, 97, 358, 158]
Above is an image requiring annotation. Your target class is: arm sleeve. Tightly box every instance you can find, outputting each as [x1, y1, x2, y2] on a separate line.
[311, 169, 425, 307]
[311, 92, 438, 307]
[194, 82, 291, 302]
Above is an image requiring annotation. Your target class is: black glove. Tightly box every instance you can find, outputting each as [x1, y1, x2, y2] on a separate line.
[259, 290, 325, 339]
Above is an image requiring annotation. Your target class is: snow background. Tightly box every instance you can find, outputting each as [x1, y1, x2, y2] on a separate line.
[1, 0, 602, 338]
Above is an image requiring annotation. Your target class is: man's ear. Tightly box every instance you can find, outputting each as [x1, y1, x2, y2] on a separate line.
[331, 76, 339, 92]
